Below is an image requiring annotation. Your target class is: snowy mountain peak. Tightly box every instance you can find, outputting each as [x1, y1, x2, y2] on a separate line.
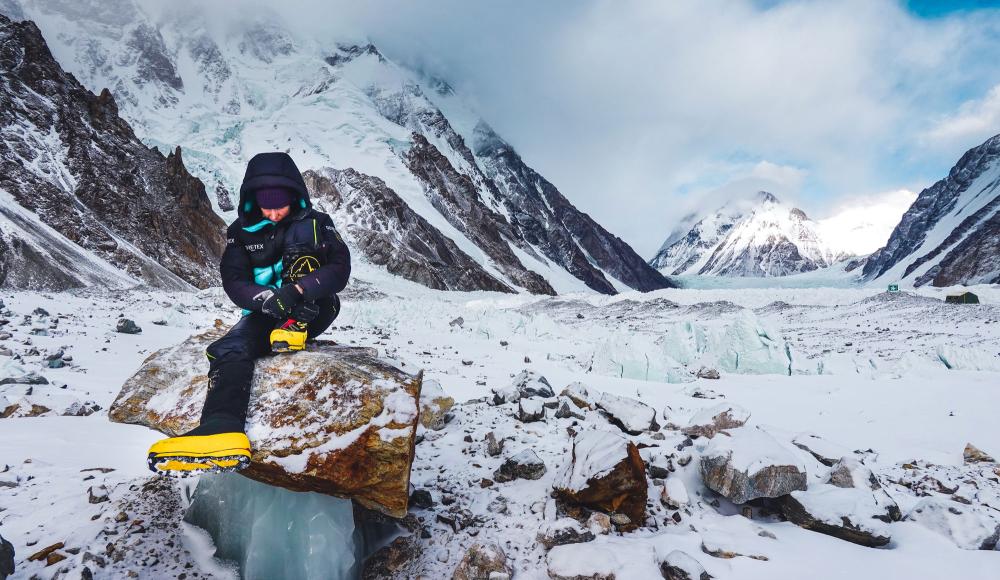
[651, 191, 848, 277]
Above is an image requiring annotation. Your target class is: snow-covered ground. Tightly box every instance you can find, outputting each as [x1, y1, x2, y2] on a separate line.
[1, 271, 998, 578]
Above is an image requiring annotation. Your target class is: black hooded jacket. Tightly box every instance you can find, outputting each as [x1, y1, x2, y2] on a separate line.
[220, 152, 351, 311]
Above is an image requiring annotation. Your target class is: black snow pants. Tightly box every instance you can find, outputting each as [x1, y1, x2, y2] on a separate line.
[190, 295, 341, 435]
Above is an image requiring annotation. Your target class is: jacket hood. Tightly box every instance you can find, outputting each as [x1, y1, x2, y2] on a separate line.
[238, 152, 312, 225]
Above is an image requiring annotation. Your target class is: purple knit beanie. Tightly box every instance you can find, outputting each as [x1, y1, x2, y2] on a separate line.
[255, 187, 294, 209]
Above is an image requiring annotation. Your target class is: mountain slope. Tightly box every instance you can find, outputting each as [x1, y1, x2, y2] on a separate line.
[651, 192, 848, 277]
[9, 0, 672, 295]
[863, 134, 1000, 287]
[0, 14, 225, 291]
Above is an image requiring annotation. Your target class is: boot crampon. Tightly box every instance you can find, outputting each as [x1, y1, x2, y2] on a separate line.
[147, 415, 252, 476]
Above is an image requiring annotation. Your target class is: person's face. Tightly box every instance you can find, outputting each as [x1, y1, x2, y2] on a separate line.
[262, 205, 291, 222]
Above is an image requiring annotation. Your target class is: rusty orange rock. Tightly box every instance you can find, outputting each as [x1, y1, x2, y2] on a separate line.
[109, 328, 421, 518]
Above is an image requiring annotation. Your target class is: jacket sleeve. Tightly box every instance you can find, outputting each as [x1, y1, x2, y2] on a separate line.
[220, 226, 273, 311]
[298, 214, 351, 301]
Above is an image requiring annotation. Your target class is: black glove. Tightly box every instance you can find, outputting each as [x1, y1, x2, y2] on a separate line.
[260, 284, 302, 319]
[290, 301, 320, 324]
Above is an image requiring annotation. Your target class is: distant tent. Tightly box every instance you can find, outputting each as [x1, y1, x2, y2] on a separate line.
[945, 292, 980, 304]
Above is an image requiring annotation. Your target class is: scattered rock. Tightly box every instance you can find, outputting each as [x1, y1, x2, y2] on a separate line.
[906, 497, 1000, 550]
[596, 392, 658, 435]
[0, 373, 48, 386]
[27, 542, 63, 562]
[661, 477, 689, 509]
[63, 401, 102, 417]
[695, 368, 720, 380]
[452, 543, 511, 580]
[46, 358, 65, 369]
[448, 316, 465, 328]
[88, 485, 110, 504]
[419, 379, 454, 431]
[518, 397, 546, 423]
[560, 382, 596, 410]
[779, 486, 892, 547]
[361, 535, 422, 580]
[31, 308, 49, 317]
[0, 535, 13, 580]
[485, 431, 504, 457]
[494, 449, 546, 482]
[791, 433, 850, 467]
[491, 370, 554, 405]
[659, 550, 713, 580]
[152, 320, 168, 326]
[409, 489, 434, 509]
[586, 512, 612, 535]
[963, 443, 996, 464]
[699, 427, 807, 504]
[554, 398, 585, 420]
[682, 403, 750, 439]
[536, 518, 596, 549]
[115, 319, 142, 334]
[553, 429, 647, 531]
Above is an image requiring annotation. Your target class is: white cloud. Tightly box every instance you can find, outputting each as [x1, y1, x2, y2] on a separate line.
[924, 83, 1000, 148]
[816, 189, 918, 256]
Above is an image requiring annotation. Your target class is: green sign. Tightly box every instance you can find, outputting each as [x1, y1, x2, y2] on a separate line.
[888, 284, 899, 292]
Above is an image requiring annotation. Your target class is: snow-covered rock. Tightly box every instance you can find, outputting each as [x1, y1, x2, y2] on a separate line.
[779, 484, 893, 547]
[658, 550, 713, 580]
[699, 426, 807, 504]
[905, 497, 1000, 550]
[682, 402, 750, 439]
[491, 370, 554, 405]
[546, 541, 659, 580]
[452, 543, 511, 580]
[518, 397, 546, 423]
[418, 378, 453, 431]
[791, 433, 852, 467]
[964, 443, 996, 464]
[536, 517, 596, 550]
[560, 381, 596, 410]
[661, 477, 690, 509]
[108, 328, 421, 518]
[553, 430, 647, 531]
[493, 449, 546, 482]
[595, 392, 659, 435]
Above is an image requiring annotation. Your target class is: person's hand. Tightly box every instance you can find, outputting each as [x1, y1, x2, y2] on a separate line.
[260, 284, 302, 319]
[290, 302, 320, 323]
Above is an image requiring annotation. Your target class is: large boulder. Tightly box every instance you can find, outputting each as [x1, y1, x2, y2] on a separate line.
[553, 429, 647, 531]
[699, 427, 807, 504]
[682, 403, 750, 439]
[418, 378, 453, 431]
[779, 485, 892, 547]
[109, 328, 422, 518]
[596, 392, 659, 435]
[658, 550, 712, 580]
[491, 370, 554, 404]
[905, 497, 1000, 550]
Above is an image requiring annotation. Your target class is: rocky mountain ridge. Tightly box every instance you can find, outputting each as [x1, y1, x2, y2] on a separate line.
[651, 192, 849, 277]
[863, 133, 1000, 287]
[0, 13, 225, 291]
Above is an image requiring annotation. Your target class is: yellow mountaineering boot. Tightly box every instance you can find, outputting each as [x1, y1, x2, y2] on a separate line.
[147, 431, 251, 476]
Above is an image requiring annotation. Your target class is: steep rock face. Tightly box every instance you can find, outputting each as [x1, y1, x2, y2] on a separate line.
[108, 328, 421, 518]
[864, 134, 1000, 287]
[652, 192, 846, 277]
[473, 123, 674, 293]
[404, 133, 555, 295]
[0, 15, 225, 290]
[303, 167, 513, 293]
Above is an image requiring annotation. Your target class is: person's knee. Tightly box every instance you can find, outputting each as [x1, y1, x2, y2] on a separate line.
[206, 336, 258, 363]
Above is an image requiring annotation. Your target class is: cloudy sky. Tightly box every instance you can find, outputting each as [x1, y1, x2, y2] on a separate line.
[178, 0, 1000, 257]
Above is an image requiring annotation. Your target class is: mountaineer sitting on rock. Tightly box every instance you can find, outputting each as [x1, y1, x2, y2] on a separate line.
[146, 152, 351, 474]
